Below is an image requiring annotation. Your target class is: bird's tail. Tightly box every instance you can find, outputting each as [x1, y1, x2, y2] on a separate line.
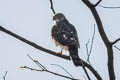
[68, 45, 80, 66]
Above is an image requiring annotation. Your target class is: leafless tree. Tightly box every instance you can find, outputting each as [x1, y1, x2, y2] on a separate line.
[0, 0, 120, 80]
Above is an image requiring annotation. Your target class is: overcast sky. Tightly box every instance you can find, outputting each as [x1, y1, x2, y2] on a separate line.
[0, 0, 120, 80]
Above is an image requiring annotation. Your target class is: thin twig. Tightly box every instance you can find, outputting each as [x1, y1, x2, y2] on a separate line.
[112, 38, 120, 45]
[86, 39, 91, 65]
[3, 71, 8, 80]
[87, 24, 95, 64]
[99, 5, 120, 9]
[86, 39, 90, 55]
[21, 54, 79, 80]
[81, 60, 91, 80]
[94, 0, 102, 7]
[51, 64, 74, 78]
[50, 0, 56, 14]
[82, 67, 90, 80]
[86, 39, 90, 56]
[82, 0, 115, 79]
[27, 54, 47, 70]
[114, 46, 120, 51]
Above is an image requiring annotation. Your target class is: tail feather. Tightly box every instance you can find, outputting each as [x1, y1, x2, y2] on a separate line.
[68, 45, 80, 66]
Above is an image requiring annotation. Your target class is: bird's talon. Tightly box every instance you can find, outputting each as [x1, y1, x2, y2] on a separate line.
[69, 56, 72, 60]
[56, 52, 62, 55]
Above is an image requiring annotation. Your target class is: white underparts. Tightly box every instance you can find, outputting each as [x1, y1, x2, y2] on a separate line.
[52, 38, 68, 51]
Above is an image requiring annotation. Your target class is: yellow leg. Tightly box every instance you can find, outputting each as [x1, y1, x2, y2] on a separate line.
[69, 56, 72, 60]
[56, 52, 62, 55]
[56, 48, 63, 55]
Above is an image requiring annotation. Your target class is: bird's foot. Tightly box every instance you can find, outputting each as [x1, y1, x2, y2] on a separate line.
[69, 56, 72, 60]
[56, 52, 62, 55]
[56, 49, 63, 55]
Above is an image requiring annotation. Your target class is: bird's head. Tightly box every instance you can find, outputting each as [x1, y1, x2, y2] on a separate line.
[53, 13, 66, 22]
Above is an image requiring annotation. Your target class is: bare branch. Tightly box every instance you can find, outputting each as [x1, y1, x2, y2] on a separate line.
[114, 46, 120, 51]
[86, 39, 91, 64]
[0, 26, 70, 60]
[86, 39, 90, 55]
[86, 24, 95, 65]
[82, 66, 91, 80]
[21, 55, 79, 80]
[112, 38, 120, 45]
[27, 54, 47, 70]
[82, 0, 115, 80]
[52, 62, 91, 80]
[86, 40, 91, 64]
[51, 64, 74, 78]
[50, 0, 56, 14]
[89, 25, 95, 58]
[75, 59, 102, 80]
[3, 71, 8, 80]
[99, 5, 120, 9]
[0, 25, 102, 80]
[94, 0, 102, 7]
[20, 66, 43, 71]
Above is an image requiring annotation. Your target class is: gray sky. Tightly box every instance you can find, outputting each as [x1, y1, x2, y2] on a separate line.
[0, 0, 120, 80]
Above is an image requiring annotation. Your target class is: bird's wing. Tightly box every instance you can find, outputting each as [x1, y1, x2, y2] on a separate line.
[51, 21, 80, 48]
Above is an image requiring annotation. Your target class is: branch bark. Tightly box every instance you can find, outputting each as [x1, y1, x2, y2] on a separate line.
[112, 38, 120, 45]
[94, 0, 102, 7]
[81, 0, 115, 80]
[50, 0, 56, 14]
[0, 26, 102, 80]
[0, 26, 70, 60]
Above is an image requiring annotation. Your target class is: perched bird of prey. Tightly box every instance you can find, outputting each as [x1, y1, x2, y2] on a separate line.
[51, 13, 80, 66]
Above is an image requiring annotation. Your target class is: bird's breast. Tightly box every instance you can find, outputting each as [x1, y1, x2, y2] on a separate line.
[52, 38, 68, 51]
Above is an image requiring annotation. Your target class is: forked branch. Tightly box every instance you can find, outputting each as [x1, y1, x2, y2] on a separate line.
[86, 24, 95, 64]
[0, 25, 102, 80]
[20, 55, 79, 80]
[82, 0, 115, 80]
[50, 0, 56, 14]
[0, 26, 70, 60]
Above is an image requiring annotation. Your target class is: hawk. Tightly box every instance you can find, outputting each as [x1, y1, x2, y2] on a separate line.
[51, 13, 80, 66]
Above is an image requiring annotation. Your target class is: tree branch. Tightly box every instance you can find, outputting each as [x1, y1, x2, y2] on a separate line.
[50, 0, 56, 14]
[99, 5, 120, 9]
[75, 59, 102, 80]
[112, 38, 120, 45]
[0, 26, 70, 60]
[0, 26, 102, 80]
[86, 24, 95, 64]
[81, 0, 115, 80]
[94, 0, 102, 7]
[114, 46, 120, 51]
[20, 55, 79, 80]
[86, 39, 90, 63]
[3, 71, 8, 80]
[82, 66, 91, 80]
